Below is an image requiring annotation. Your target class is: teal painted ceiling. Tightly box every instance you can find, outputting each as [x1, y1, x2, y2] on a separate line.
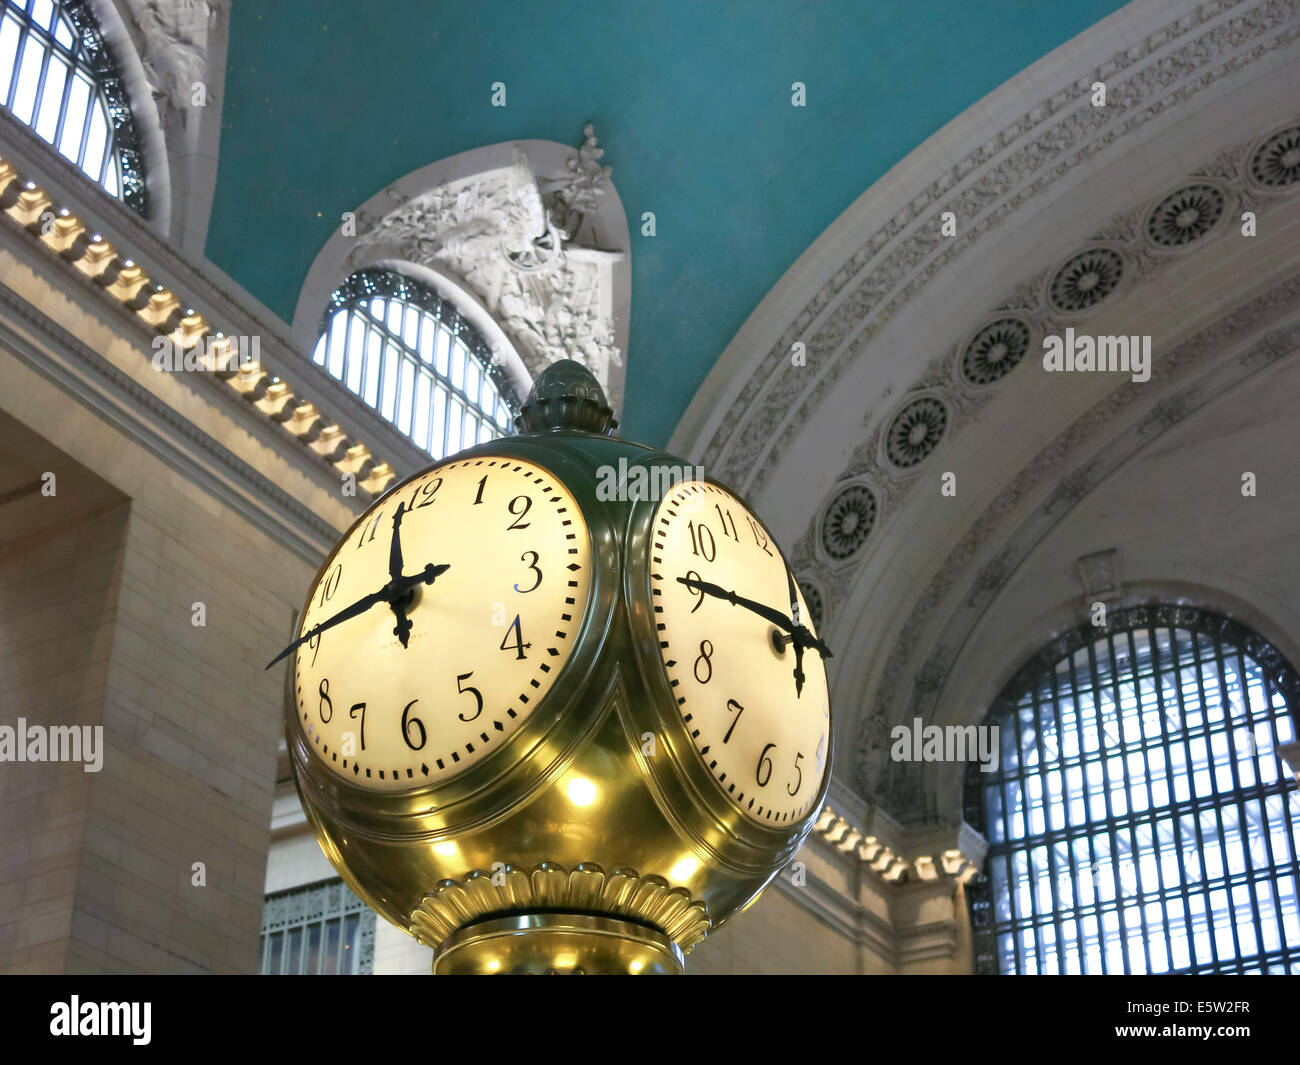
[207, 0, 1130, 447]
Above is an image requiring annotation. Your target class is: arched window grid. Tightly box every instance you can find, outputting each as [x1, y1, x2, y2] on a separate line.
[313, 269, 520, 460]
[965, 605, 1300, 975]
[0, 0, 146, 213]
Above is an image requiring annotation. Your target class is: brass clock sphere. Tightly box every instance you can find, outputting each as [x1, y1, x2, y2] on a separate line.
[278, 360, 833, 974]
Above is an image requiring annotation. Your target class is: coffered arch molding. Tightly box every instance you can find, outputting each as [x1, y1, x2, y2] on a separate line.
[837, 271, 1300, 811]
[670, 0, 1299, 530]
[665, 0, 1300, 813]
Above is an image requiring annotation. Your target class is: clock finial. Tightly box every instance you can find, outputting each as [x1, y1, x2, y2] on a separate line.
[514, 358, 618, 436]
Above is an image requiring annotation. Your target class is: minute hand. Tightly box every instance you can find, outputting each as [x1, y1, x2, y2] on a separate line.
[264, 562, 449, 670]
[676, 576, 832, 658]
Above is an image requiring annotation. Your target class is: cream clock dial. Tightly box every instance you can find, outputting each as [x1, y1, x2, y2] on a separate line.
[649, 480, 830, 825]
[289, 457, 592, 792]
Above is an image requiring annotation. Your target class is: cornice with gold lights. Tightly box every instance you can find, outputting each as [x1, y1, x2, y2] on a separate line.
[0, 154, 397, 496]
[810, 805, 984, 887]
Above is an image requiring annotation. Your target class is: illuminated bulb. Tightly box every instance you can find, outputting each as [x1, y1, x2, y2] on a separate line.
[122, 259, 134, 267]
[486, 959, 499, 973]
[669, 857, 698, 882]
[629, 960, 644, 974]
[567, 777, 597, 806]
[58, 207, 68, 216]
[433, 842, 457, 857]
[553, 952, 576, 969]
[24, 180, 34, 189]
[91, 233, 101, 242]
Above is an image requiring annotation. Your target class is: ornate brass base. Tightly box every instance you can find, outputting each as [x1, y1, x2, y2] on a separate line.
[431, 912, 684, 974]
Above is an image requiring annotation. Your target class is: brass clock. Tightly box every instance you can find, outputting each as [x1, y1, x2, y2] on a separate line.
[281, 458, 594, 792]
[274, 360, 833, 974]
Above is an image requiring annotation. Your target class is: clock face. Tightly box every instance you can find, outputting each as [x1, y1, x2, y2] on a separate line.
[649, 480, 830, 826]
[292, 457, 592, 792]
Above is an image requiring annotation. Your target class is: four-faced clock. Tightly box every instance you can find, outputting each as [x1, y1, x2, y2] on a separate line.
[648, 479, 831, 825]
[269, 457, 593, 792]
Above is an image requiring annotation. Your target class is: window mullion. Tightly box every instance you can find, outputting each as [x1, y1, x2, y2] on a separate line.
[1189, 629, 1243, 970]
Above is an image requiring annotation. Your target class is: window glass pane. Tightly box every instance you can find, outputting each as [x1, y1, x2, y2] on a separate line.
[57, 71, 90, 160]
[396, 358, 415, 435]
[82, 101, 108, 180]
[380, 342, 400, 420]
[31, 0, 54, 31]
[431, 385, 447, 459]
[32, 51, 64, 140]
[11, 33, 45, 123]
[418, 315, 436, 364]
[969, 609, 1300, 976]
[311, 271, 519, 457]
[53, 13, 73, 48]
[450, 339, 466, 390]
[362, 325, 381, 406]
[435, 327, 451, 376]
[260, 880, 375, 976]
[0, 16, 21, 104]
[413, 372, 432, 450]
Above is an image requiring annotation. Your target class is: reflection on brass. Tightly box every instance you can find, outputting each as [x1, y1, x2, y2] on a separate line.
[433, 913, 684, 975]
[411, 862, 710, 960]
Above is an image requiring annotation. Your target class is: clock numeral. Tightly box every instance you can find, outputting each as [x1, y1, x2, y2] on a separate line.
[456, 672, 484, 722]
[499, 614, 531, 660]
[723, 698, 744, 744]
[506, 494, 532, 530]
[788, 751, 804, 796]
[318, 679, 333, 724]
[714, 504, 739, 541]
[745, 515, 774, 557]
[349, 702, 367, 750]
[401, 698, 426, 750]
[514, 551, 542, 593]
[473, 474, 488, 505]
[318, 563, 342, 607]
[357, 511, 383, 547]
[684, 569, 705, 613]
[756, 742, 776, 787]
[406, 477, 442, 511]
[308, 631, 321, 667]
[693, 639, 714, 684]
[687, 520, 716, 562]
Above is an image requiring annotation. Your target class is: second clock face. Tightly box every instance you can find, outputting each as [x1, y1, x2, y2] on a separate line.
[293, 457, 593, 792]
[649, 480, 830, 826]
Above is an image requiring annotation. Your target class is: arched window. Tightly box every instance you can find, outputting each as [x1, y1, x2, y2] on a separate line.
[313, 269, 518, 459]
[966, 605, 1300, 974]
[0, 0, 146, 212]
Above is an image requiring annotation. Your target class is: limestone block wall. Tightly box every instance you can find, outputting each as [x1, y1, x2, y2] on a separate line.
[0, 225, 356, 972]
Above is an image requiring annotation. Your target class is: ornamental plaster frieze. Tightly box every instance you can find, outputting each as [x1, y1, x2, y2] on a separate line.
[792, 122, 1300, 632]
[0, 147, 402, 504]
[859, 276, 1300, 814]
[350, 126, 625, 396]
[695, 0, 1300, 501]
[803, 802, 983, 887]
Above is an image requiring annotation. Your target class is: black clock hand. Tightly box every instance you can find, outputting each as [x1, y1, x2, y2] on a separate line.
[676, 576, 833, 661]
[784, 562, 807, 697]
[387, 502, 413, 648]
[677, 576, 793, 632]
[265, 562, 450, 670]
[389, 502, 406, 584]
